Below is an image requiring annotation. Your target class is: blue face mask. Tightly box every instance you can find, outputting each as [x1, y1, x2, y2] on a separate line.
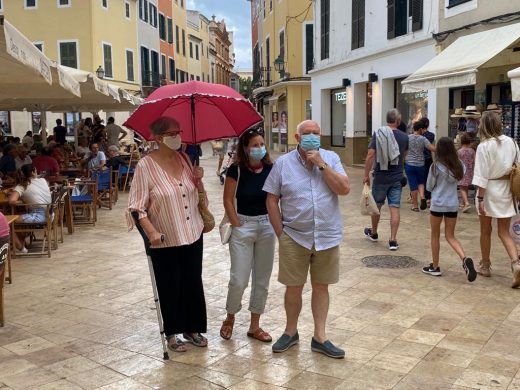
[300, 134, 321, 151]
[249, 146, 266, 161]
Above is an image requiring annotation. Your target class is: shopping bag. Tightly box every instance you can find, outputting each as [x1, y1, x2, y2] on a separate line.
[510, 212, 520, 245]
[219, 214, 233, 244]
[360, 183, 380, 216]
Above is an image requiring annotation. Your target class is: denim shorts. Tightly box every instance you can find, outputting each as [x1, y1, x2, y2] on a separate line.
[404, 163, 425, 191]
[372, 182, 402, 208]
[20, 208, 47, 223]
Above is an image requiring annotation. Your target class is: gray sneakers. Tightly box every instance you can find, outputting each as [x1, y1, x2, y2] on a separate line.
[272, 332, 299, 353]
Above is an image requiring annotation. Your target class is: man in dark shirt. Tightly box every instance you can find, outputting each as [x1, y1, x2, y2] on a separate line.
[53, 119, 67, 145]
[0, 144, 17, 177]
[363, 109, 409, 251]
[421, 117, 435, 201]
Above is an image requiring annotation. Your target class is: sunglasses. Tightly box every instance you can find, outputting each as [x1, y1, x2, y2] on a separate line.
[245, 128, 264, 136]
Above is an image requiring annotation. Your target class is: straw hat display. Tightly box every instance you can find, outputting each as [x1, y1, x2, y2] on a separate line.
[462, 105, 481, 118]
[485, 103, 502, 113]
[451, 108, 464, 118]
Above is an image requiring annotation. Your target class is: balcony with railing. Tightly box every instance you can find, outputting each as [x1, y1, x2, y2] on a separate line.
[252, 66, 272, 89]
[141, 71, 162, 88]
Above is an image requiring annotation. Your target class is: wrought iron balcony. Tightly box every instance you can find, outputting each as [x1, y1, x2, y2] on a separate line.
[253, 66, 272, 88]
[141, 71, 161, 88]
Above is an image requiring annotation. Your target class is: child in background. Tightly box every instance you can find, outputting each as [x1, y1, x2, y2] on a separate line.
[422, 137, 477, 282]
[457, 133, 475, 213]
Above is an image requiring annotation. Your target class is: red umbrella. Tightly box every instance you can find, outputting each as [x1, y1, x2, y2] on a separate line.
[123, 81, 263, 144]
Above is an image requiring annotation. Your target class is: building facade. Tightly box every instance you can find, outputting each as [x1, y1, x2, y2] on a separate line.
[311, 0, 439, 165]
[209, 17, 233, 86]
[186, 10, 203, 81]
[172, 0, 188, 83]
[250, 0, 314, 151]
[158, 0, 176, 85]
[138, 0, 161, 96]
[429, 1, 520, 142]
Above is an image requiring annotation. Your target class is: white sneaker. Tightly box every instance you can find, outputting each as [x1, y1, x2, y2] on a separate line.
[16, 247, 28, 254]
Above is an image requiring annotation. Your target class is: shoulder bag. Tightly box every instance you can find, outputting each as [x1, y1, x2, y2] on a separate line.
[219, 166, 240, 244]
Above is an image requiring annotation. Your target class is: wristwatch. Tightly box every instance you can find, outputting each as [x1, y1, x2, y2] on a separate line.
[318, 163, 328, 171]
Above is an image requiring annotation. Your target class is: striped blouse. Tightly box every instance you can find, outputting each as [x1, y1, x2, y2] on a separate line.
[127, 154, 203, 248]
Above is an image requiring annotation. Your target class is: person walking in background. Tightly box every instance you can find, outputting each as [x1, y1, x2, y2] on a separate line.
[422, 137, 476, 281]
[127, 116, 208, 352]
[404, 121, 436, 212]
[363, 109, 409, 250]
[421, 117, 435, 203]
[22, 131, 34, 149]
[457, 133, 475, 213]
[53, 119, 67, 145]
[105, 117, 128, 147]
[219, 128, 275, 343]
[264, 120, 350, 359]
[472, 111, 520, 287]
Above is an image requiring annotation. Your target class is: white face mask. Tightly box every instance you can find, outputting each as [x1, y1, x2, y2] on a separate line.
[162, 134, 182, 151]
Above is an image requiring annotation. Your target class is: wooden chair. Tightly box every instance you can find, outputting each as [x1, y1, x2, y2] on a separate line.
[56, 186, 69, 243]
[90, 169, 114, 210]
[111, 170, 119, 204]
[12, 203, 55, 258]
[69, 178, 98, 225]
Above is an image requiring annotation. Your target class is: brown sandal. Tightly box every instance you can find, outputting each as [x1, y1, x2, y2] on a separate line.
[220, 317, 235, 340]
[247, 328, 272, 342]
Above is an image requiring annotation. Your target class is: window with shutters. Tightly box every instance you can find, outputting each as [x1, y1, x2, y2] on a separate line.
[175, 25, 180, 53]
[101, 0, 107, 9]
[387, 0, 423, 39]
[189, 42, 193, 58]
[447, 0, 472, 7]
[265, 37, 271, 83]
[182, 29, 186, 56]
[159, 14, 166, 40]
[25, 0, 37, 8]
[103, 43, 113, 78]
[149, 4, 157, 27]
[59, 41, 78, 68]
[305, 23, 314, 73]
[169, 58, 175, 81]
[195, 45, 199, 60]
[279, 30, 285, 61]
[167, 18, 173, 44]
[126, 50, 134, 81]
[351, 0, 365, 50]
[124, 1, 130, 18]
[161, 55, 166, 79]
[320, 0, 330, 60]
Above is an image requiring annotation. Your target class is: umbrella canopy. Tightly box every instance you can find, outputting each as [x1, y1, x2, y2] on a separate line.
[123, 81, 263, 144]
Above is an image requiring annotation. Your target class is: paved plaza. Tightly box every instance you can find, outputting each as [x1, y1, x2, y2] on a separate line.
[1, 154, 520, 389]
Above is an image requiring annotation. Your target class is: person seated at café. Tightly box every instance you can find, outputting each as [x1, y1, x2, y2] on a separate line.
[106, 145, 127, 171]
[32, 147, 60, 176]
[6, 164, 52, 253]
[85, 143, 106, 171]
[0, 144, 17, 177]
[62, 143, 79, 165]
[22, 131, 34, 149]
[76, 137, 90, 160]
[15, 146, 32, 170]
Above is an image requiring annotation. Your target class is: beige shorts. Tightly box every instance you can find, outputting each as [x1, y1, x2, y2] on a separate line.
[278, 232, 339, 286]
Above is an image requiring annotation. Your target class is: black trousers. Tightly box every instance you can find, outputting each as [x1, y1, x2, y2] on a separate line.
[150, 235, 206, 337]
[424, 158, 433, 200]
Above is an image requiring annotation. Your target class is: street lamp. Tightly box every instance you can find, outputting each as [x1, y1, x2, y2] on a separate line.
[273, 55, 285, 78]
[96, 66, 105, 79]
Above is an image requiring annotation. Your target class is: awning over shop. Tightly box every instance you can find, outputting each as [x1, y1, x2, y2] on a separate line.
[508, 66, 520, 101]
[402, 22, 520, 93]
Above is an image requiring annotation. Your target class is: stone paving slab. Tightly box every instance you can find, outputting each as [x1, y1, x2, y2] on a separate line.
[0, 155, 519, 389]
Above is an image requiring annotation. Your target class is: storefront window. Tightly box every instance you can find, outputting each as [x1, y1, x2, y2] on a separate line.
[331, 88, 346, 147]
[395, 78, 428, 132]
[65, 112, 81, 136]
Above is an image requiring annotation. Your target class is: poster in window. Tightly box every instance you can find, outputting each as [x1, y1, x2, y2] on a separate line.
[271, 111, 279, 144]
[32, 112, 41, 133]
[280, 111, 288, 145]
[0, 112, 10, 134]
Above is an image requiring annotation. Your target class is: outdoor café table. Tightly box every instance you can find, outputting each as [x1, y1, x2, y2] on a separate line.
[3, 215, 18, 285]
[46, 175, 68, 185]
[61, 168, 83, 178]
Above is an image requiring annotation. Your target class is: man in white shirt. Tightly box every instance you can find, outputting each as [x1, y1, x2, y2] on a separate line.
[105, 117, 128, 147]
[15, 146, 32, 169]
[86, 143, 106, 170]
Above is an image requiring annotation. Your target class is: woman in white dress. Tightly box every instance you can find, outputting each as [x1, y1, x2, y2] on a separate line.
[472, 111, 520, 287]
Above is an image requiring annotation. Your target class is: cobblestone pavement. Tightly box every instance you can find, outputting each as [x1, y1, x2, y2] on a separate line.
[1, 153, 520, 389]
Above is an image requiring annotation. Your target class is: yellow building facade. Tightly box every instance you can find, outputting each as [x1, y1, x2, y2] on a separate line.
[251, 0, 313, 150]
[3, 0, 140, 93]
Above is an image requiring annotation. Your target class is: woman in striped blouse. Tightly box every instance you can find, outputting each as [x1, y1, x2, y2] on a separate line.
[127, 116, 207, 353]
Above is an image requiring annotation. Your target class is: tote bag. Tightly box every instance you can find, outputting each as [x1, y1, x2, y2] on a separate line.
[360, 183, 380, 216]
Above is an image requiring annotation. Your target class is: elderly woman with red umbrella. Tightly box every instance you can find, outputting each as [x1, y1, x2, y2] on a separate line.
[127, 116, 208, 353]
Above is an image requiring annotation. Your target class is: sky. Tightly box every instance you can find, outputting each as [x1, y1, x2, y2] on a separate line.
[187, 0, 252, 70]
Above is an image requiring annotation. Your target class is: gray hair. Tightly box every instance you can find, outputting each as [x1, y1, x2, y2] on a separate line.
[107, 145, 119, 153]
[296, 120, 320, 135]
[149, 116, 180, 136]
[386, 109, 401, 124]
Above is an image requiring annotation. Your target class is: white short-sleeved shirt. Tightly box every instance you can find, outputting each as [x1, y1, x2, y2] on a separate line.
[15, 178, 52, 208]
[88, 151, 106, 170]
[263, 148, 347, 251]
